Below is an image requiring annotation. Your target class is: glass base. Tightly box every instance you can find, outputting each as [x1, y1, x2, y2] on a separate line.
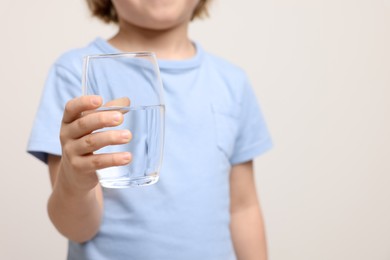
[100, 175, 159, 189]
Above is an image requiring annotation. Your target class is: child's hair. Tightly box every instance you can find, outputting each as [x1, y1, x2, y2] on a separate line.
[85, 0, 210, 24]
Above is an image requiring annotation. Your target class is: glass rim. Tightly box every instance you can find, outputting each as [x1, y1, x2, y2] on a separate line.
[84, 52, 157, 60]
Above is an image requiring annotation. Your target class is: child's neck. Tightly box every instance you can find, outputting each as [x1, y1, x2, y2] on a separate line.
[108, 22, 196, 60]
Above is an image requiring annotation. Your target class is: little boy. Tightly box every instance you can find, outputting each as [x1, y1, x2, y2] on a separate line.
[28, 0, 273, 259]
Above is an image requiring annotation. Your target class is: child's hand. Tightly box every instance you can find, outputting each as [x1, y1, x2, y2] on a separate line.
[58, 95, 132, 193]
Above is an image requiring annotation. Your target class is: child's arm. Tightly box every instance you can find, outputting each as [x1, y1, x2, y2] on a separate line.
[46, 96, 132, 243]
[47, 154, 103, 243]
[230, 160, 268, 260]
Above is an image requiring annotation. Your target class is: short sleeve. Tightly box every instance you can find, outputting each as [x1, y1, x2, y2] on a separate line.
[230, 77, 273, 165]
[27, 64, 81, 163]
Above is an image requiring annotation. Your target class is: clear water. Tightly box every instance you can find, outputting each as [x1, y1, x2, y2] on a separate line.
[93, 105, 165, 188]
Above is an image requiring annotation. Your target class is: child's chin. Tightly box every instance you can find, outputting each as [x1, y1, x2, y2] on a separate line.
[141, 17, 187, 30]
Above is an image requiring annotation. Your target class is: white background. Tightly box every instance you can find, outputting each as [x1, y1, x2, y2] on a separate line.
[0, 0, 389, 259]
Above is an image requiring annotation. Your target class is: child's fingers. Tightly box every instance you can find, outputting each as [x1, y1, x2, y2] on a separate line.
[62, 96, 102, 124]
[70, 152, 132, 173]
[74, 130, 132, 155]
[65, 110, 124, 139]
[103, 97, 131, 108]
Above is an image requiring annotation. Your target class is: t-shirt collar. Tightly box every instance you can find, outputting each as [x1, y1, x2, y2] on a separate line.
[93, 37, 203, 71]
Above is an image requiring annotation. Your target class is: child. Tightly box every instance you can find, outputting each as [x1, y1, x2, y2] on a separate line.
[28, 0, 273, 259]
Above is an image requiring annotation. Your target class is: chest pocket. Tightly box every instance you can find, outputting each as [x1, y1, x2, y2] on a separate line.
[211, 104, 240, 162]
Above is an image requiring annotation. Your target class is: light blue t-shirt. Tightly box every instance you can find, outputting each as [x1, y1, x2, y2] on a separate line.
[27, 38, 272, 260]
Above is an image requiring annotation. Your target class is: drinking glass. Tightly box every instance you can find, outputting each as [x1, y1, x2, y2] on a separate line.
[82, 52, 165, 188]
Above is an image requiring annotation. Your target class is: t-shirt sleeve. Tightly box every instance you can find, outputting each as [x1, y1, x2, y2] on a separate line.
[230, 76, 273, 165]
[27, 64, 81, 163]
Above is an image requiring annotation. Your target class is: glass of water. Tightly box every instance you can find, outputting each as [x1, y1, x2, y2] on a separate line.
[82, 52, 165, 188]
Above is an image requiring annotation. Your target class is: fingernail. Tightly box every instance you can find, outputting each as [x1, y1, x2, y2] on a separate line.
[122, 153, 131, 162]
[113, 112, 122, 123]
[121, 131, 131, 140]
[92, 96, 101, 106]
